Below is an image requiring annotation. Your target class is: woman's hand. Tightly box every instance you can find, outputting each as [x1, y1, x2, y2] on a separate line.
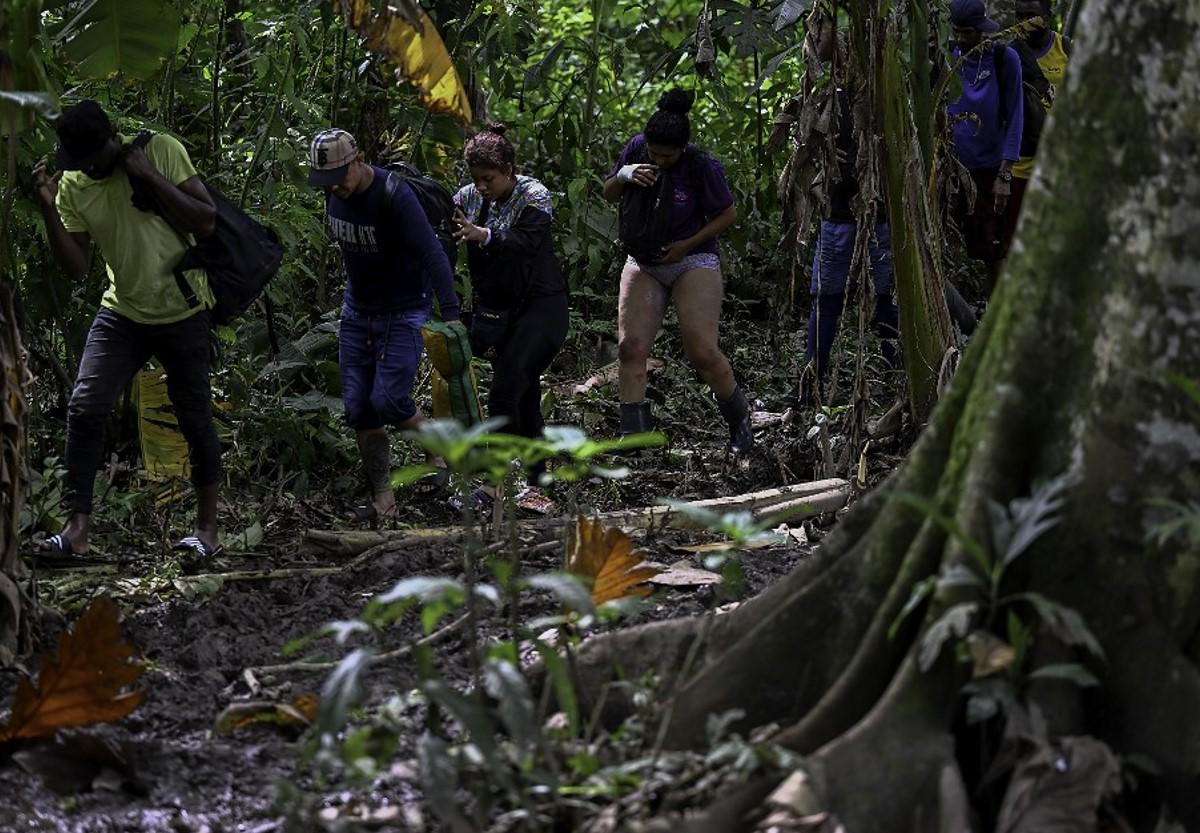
[657, 239, 693, 264]
[453, 208, 489, 245]
[616, 164, 659, 187]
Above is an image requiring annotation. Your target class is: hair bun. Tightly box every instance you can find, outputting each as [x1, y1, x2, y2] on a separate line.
[656, 88, 694, 116]
[485, 121, 508, 137]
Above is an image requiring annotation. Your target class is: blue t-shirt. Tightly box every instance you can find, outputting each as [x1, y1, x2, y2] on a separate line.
[949, 45, 1025, 171]
[610, 135, 735, 256]
[326, 165, 459, 318]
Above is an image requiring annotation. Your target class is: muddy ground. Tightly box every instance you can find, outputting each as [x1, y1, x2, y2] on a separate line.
[0, 518, 815, 833]
[3, 311, 915, 832]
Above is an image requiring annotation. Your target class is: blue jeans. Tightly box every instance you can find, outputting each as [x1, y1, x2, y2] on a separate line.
[66, 308, 219, 513]
[807, 221, 898, 379]
[339, 305, 430, 430]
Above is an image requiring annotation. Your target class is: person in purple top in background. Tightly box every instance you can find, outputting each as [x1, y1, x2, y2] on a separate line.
[308, 128, 461, 521]
[948, 0, 1024, 294]
[602, 88, 754, 455]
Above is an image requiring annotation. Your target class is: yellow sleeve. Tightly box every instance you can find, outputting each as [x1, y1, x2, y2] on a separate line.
[148, 133, 200, 186]
[55, 173, 88, 233]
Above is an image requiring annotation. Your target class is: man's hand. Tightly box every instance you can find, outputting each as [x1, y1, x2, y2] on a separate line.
[993, 176, 1011, 215]
[657, 239, 693, 264]
[32, 158, 60, 207]
[616, 164, 659, 187]
[452, 208, 489, 244]
[119, 144, 157, 180]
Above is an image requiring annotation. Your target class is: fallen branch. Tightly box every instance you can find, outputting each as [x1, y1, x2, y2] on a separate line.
[301, 527, 464, 558]
[247, 612, 470, 679]
[557, 359, 664, 398]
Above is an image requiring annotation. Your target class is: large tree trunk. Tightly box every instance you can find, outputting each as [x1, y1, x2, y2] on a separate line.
[571, 0, 1200, 828]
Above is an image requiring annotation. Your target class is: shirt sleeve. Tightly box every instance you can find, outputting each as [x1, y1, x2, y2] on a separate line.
[487, 204, 552, 258]
[55, 175, 87, 233]
[392, 182, 460, 321]
[697, 153, 735, 218]
[148, 133, 200, 186]
[1001, 46, 1025, 163]
[608, 135, 644, 180]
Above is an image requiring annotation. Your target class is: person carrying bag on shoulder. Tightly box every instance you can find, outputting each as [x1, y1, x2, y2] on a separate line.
[452, 123, 569, 493]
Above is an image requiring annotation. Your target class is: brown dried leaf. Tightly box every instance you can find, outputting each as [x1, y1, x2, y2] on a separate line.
[567, 516, 660, 605]
[0, 597, 144, 742]
[969, 630, 1017, 679]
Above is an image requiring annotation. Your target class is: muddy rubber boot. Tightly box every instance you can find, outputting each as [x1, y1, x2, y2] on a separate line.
[619, 400, 654, 436]
[717, 386, 754, 455]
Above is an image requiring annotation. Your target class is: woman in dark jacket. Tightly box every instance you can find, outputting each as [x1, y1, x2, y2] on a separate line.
[452, 124, 569, 482]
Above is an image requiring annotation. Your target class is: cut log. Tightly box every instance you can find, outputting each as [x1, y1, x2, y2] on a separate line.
[302, 479, 849, 558]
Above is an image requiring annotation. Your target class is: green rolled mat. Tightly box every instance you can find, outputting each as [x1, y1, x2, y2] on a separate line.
[422, 320, 482, 425]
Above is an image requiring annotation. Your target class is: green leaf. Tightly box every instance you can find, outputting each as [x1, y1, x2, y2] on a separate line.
[418, 733, 473, 833]
[535, 640, 579, 737]
[422, 680, 498, 763]
[526, 572, 596, 617]
[1027, 663, 1100, 688]
[58, 0, 183, 81]
[890, 576, 935, 640]
[896, 493, 991, 579]
[774, 0, 815, 31]
[318, 648, 374, 736]
[375, 576, 464, 606]
[0, 91, 59, 119]
[918, 602, 979, 672]
[1008, 592, 1106, 662]
[997, 476, 1069, 569]
[482, 660, 537, 755]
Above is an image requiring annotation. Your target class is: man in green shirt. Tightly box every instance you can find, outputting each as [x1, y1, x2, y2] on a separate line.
[33, 100, 223, 563]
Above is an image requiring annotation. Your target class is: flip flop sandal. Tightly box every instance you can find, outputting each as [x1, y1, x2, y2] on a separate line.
[35, 533, 101, 567]
[344, 503, 399, 524]
[412, 466, 450, 496]
[175, 537, 226, 564]
[447, 487, 495, 514]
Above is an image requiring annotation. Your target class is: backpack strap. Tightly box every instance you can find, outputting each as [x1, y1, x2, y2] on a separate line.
[372, 170, 404, 249]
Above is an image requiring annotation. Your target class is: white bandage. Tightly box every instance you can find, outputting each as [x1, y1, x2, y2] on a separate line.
[616, 164, 643, 184]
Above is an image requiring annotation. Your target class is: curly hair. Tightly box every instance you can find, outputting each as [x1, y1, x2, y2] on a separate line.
[464, 122, 516, 171]
[643, 88, 694, 148]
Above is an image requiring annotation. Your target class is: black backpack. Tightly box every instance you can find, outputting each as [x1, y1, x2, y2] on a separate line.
[994, 42, 1053, 158]
[618, 147, 674, 264]
[129, 133, 282, 330]
[377, 161, 459, 268]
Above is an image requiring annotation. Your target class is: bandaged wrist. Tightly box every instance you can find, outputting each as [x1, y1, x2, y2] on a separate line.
[616, 164, 642, 184]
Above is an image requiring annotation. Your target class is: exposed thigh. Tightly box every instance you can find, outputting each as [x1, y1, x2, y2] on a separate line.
[70, 310, 152, 414]
[617, 260, 668, 345]
[671, 268, 724, 349]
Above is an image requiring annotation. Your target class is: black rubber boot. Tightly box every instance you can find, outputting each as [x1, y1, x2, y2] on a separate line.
[619, 400, 654, 436]
[717, 386, 754, 455]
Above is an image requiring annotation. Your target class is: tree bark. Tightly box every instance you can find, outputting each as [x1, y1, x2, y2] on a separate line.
[569, 0, 1200, 827]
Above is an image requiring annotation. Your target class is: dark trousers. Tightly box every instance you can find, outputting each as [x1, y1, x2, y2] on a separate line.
[66, 308, 220, 514]
[806, 292, 900, 380]
[488, 292, 569, 473]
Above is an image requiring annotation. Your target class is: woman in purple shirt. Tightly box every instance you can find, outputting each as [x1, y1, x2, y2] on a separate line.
[602, 88, 753, 454]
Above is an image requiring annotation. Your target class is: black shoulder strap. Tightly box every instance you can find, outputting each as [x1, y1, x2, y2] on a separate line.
[373, 170, 403, 246]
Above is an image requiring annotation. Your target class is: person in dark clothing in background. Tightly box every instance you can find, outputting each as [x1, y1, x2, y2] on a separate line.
[805, 81, 899, 385]
[309, 128, 461, 521]
[948, 0, 1024, 294]
[453, 124, 569, 491]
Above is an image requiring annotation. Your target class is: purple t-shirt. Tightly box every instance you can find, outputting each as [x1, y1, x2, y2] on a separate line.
[948, 45, 1024, 171]
[610, 135, 735, 256]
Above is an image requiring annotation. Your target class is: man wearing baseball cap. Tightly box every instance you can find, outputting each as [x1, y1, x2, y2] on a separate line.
[309, 128, 461, 521]
[32, 100, 224, 564]
[947, 0, 1024, 294]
